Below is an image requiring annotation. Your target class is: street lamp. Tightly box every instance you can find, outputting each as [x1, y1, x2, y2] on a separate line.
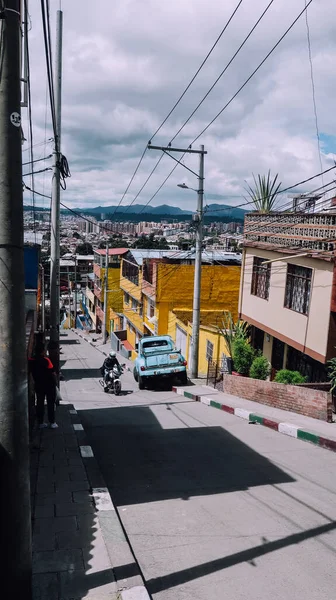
[177, 183, 198, 192]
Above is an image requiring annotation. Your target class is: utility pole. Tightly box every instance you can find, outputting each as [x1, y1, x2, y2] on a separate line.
[0, 1, 32, 596]
[191, 145, 205, 379]
[49, 9, 63, 379]
[103, 243, 108, 344]
[41, 263, 45, 331]
[148, 143, 206, 378]
[74, 255, 77, 329]
[68, 273, 71, 328]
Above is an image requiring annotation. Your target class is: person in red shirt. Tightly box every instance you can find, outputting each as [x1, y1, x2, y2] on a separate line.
[29, 344, 58, 429]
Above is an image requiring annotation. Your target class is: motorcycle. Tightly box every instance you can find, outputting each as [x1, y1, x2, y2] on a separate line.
[100, 364, 125, 395]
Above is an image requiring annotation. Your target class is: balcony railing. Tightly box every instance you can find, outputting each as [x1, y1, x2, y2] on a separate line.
[94, 283, 102, 300]
[244, 212, 336, 252]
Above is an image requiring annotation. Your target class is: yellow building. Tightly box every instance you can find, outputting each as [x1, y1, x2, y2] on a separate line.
[167, 310, 230, 377]
[119, 250, 241, 362]
[90, 248, 128, 335]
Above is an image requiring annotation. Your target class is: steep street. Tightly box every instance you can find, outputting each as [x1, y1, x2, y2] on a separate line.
[61, 332, 336, 600]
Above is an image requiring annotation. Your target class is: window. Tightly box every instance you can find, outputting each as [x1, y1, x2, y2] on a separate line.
[124, 293, 130, 305]
[131, 298, 137, 311]
[251, 257, 270, 300]
[284, 264, 312, 314]
[147, 299, 155, 319]
[122, 259, 139, 285]
[206, 340, 214, 362]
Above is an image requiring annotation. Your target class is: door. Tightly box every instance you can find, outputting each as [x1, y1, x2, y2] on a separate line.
[175, 325, 187, 358]
[271, 338, 285, 371]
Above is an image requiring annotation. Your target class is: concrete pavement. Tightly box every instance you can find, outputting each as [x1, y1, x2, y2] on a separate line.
[58, 331, 336, 600]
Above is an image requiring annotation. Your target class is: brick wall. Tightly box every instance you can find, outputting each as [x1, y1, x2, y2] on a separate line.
[223, 374, 333, 422]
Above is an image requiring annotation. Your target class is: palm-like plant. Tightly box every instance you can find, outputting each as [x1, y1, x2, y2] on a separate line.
[245, 170, 282, 213]
[219, 311, 250, 358]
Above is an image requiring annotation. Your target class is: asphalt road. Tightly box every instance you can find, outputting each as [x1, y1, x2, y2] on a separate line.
[61, 332, 336, 600]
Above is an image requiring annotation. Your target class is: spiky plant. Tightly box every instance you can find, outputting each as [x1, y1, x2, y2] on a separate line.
[245, 170, 282, 213]
[219, 311, 250, 358]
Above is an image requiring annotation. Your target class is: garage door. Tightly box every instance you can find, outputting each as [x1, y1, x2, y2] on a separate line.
[175, 325, 187, 358]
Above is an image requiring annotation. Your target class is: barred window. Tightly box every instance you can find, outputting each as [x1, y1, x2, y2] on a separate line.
[285, 264, 312, 315]
[251, 257, 270, 300]
[206, 340, 214, 362]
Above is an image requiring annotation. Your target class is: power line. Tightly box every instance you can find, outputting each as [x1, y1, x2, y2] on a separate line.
[170, 0, 277, 144]
[150, 0, 244, 142]
[191, 0, 314, 144]
[205, 165, 336, 214]
[22, 153, 52, 166]
[40, 0, 57, 144]
[115, 1, 245, 215]
[304, 0, 324, 187]
[132, 1, 315, 216]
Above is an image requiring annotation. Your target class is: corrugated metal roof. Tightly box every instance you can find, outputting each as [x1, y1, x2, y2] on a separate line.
[94, 248, 128, 256]
[128, 249, 242, 265]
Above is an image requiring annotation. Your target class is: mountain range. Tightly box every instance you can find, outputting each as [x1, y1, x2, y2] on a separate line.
[82, 203, 247, 220]
[24, 202, 247, 220]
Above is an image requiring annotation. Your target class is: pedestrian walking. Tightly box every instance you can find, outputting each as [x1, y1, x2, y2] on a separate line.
[29, 343, 58, 429]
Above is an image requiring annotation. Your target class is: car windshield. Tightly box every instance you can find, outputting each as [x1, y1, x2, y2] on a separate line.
[142, 340, 170, 349]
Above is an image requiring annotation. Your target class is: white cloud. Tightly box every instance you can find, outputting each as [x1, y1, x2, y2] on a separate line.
[22, 0, 336, 211]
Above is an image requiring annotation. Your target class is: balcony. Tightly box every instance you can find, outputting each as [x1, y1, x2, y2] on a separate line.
[94, 283, 102, 301]
[96, 305, 104, 322]
[244, 212, 336, 255]
[85, 287, 95, 304]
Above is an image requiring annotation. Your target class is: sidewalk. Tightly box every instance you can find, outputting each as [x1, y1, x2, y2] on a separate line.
[173, 384, 336, 453]
[30, 401, 149, 600]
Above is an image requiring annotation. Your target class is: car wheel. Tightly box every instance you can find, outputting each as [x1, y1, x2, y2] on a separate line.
[138, 375, 145, 390]
[133, 367, 139, 382]
[179, 371, 188, 386]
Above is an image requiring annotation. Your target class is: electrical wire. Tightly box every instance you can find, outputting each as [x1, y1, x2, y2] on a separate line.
[304, 0, 324, 187]
[170, 0, 277, 145]
[131, 0, 315, 216]
[114, 1, 245, 216]
[40, 0, 57, 144]
[150, 0, 244, 142]
[191, 0, 314, 145]
[22, 154, 53, 166]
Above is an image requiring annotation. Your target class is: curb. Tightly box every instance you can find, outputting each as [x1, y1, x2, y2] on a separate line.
[68, 405, 151, 599]
[172, 387, 336, 454]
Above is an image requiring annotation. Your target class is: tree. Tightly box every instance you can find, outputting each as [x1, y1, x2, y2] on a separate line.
[98, 238, 129, 250]
[245, 170, 281, 213]
[73, 231, 82, 240]
[76, 242, 93, 255]
[132, 234, 169, 250]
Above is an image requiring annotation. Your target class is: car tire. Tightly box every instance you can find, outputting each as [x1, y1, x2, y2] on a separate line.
[133, 367, 139, 382]
[138, 375, 145, 390]
[179, 371, 188, 385]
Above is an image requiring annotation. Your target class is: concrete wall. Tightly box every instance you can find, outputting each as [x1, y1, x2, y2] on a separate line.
[223, 374, 333, 421]
[240, 248, 333, 362]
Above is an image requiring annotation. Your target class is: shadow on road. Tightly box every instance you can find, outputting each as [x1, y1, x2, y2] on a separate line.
[79, 405, 295, 506]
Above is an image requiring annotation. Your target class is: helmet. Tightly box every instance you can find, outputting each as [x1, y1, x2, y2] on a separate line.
[109, 351, 116, 358]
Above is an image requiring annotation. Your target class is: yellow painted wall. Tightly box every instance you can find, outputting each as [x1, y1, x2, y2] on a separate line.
[156, 264, 240, 334]
[168, 310, 230, 376]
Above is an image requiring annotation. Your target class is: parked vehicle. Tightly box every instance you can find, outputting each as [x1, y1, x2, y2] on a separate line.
[133, 335, 187, 390]
[100, 364, 125, 395]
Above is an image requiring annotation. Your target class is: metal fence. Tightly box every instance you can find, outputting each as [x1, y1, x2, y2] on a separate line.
[206, 356, 232, 388]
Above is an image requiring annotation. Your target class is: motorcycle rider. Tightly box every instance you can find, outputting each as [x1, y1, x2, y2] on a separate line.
[101, 351, 121, 389]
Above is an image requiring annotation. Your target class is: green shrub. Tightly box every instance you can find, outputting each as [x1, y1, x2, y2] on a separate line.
[249, 355, 271, 380]
[327, 357, 336, 392]
[274, 369, 306, 385]
[232, 339, 255, 375]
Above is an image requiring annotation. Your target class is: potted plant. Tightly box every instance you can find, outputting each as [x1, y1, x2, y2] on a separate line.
[249, 355, 271, 380]
[232, 339, 255, 376]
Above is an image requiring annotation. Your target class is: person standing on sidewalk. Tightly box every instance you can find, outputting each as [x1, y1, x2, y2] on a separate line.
[29, 344, 58, 429]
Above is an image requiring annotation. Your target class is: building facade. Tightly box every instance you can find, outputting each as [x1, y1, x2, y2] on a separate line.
[239, 212, 336, 381]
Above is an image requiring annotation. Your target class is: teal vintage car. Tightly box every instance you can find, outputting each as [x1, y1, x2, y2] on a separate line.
[133, 335, 188, 390]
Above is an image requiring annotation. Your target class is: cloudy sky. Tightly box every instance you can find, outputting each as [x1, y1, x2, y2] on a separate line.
[22, 0, 336, 212]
